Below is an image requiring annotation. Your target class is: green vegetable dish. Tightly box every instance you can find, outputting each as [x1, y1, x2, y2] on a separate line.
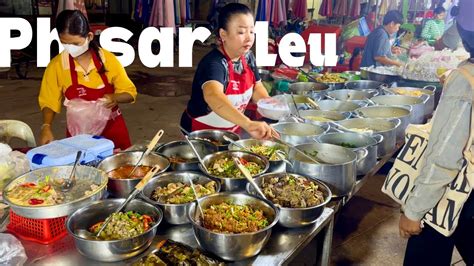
[89, 211, 154, 240]
[338, 142, 357, 148]
[209, 158, 263, 178]
[202, 202, 269, 233]
[151, 181, 217, 204]
[248, 145, 285, 161]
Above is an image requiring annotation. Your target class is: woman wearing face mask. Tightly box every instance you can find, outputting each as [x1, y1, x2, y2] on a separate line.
[180, 3, 277, 140]
[38, 10, 137, 150]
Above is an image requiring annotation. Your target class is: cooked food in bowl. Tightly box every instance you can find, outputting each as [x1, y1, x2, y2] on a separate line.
[168, 156, 195, 164]
[280, 127, 318, 136]
[202, 202, 269, 233]
[248, 145, 286, 161]
[304, 116, 334, 122]
[261, 174, 325, 208]
[193, 137, 222, 146]
[303, 150, 319, 159]
[89, 211, 154, 240]
[392, 88, 426, 97]
[150, 181, 217, 204]
[107, 165, 153, 179]
[209, 158, 263, 178]
[338, 142, 358, 148]
[316, 73, 345, 83]
[6, 176, 99, 206]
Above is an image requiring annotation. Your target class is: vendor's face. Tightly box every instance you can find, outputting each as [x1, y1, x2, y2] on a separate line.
[59, 32, 93, 46]
[219, 13, 255, 57]
[436, 12, 446, 20]
[386, 22, 401, 35]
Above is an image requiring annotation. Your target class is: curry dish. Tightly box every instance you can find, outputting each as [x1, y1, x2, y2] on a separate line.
[107, 165, 153, 179]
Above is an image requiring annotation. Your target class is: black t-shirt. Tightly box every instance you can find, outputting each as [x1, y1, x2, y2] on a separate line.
[185, 48, 261, 117]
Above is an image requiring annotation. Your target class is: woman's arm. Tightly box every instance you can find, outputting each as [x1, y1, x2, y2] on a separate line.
[40, 107, 56, 145]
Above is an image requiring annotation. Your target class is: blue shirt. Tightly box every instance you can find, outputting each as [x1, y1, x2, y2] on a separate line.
[361, 26, 392, 67]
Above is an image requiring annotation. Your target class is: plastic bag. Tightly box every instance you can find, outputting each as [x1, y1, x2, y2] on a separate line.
[65, 98, 111, 136]
[0, 143, 30, 192]
[257, 97, 290, 120]
[0, 234, 27, 266]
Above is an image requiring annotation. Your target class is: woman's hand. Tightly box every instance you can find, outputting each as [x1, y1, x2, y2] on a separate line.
[243, 121, 279, 140]
[399, 213, 422, 238]
[102, 94, 118, 109]
[40, 124, 54, 145]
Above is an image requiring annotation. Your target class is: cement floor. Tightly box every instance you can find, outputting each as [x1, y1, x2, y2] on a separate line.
[0, 46, 466, 266]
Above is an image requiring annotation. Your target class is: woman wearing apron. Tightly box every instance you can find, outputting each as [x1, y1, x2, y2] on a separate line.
[38, 10, 137, 150]
[180, 3, 277, 140]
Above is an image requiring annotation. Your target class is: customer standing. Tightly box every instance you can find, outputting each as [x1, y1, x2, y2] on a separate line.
[400, 0, 474, 265]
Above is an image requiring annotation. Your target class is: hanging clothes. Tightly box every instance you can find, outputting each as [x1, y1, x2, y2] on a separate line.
[350, 0, 361, 18]
[293, 0, 307, 20]
[134, 0, 153, 27]
[57, 0, 88, 18]
[333, 0, 349, 17]
[179, 0, 187, 25]
[149, 0, 176, 33]
[379, 0, 389, 17]
[319, 0, 333, 17]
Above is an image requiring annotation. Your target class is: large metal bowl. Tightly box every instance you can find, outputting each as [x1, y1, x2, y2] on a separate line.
[96, 151, 170, 198]
[199, 151, 269, 191]
[371, 94, 427, 124]
[356, 106, 411, 142]
[272, 122, 329, 146]
[3, 165, 107, 219]
[385, 86, 436, 119]
[66, 199, 163, 262]
[228, 139, 290, 173]
[316, 99, 363, 112]
[360, 67, 400, 84]
[273, 94, 321, 116]
[155, 139, 218, 171]
[299, 110, 351, 127]
[141, 171, 221, 225]
[188, 192, 279, 261]
[288, 143, 358, 197]
[246, 172, 331, 228]
[188, 130, 240, 151]
[345, 80, 384, 91]
[326, 89, 378, 101]
[289, 82, 329, 98]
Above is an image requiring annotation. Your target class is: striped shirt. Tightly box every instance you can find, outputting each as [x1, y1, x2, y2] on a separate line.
[421, 19, 446, 44]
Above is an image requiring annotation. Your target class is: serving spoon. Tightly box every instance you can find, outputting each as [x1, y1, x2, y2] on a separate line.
[61, 151, 82, 192]
[233, 157, 267, 200]
[127, 129, 164, 178]
[184, 135, 209, 174]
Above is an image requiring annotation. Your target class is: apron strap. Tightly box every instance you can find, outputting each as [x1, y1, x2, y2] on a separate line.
[91, 50, 113, 91]
[68, 55, 79, 87]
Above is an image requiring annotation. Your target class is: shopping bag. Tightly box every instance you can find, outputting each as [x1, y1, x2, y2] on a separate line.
[65, 98, 111, 136]
[382, 66, 474, 236]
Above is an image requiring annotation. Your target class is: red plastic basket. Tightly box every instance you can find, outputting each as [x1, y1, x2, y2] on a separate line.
[7, 210, 68, 245]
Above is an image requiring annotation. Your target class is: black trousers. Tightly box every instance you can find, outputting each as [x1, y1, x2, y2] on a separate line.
[404, 193, 474, 266]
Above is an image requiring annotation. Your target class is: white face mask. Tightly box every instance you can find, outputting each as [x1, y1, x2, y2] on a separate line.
[62, 38, 90, 58]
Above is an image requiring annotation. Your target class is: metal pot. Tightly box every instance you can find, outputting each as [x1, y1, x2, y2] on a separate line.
[316, 132, 382, 176]
[155, 139, 218, 171]
[273, 94, 321, 116]
[96, 151, 170, 198]
[188, 192, 279, 261]
[289, 82, 330, 98]
[66, 199, 163, 262]
[326, 89, 378, 101]
[345, 80, 384, 92]
[246, 172, 332, 228]
[228, 139, 290, 173]
[299, 110, 351, 127]
[141, 171, 221, 225]
[199, 151, 269, 191]
[371, 94, 428, 124]
[385, 86, 436, 119]
[288, 143, 360, 196]
[356, 106, 411, 143]
[317, 100, 364, 112]
[188, 130, 240, 151]
[360, 67, 400, 84]
[336, 118, 399, 157]
[272, 122, 329, 146]
[3, 165, 108, 219]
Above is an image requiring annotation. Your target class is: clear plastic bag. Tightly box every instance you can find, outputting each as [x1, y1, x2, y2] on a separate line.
[0, 234, 27, 266]
[257, 97, 290, 120]
[0, 143, 30, 192]
[65, 98, 111, 136]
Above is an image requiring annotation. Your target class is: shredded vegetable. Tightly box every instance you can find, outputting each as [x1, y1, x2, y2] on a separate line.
[89, 211, 154, 240]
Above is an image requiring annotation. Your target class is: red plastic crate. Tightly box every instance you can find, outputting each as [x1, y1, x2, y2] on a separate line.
[7, 210, 68, 245]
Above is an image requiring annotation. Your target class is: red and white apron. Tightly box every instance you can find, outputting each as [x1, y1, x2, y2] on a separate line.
[64, 50, 132, 150]
[188, 47, 256, 133]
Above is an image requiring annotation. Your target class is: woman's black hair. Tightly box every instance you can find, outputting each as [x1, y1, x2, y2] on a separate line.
[217, 3, 253, 38]
[55, 10, 105, 74]
[383, 10, 404, 26]
[434, 6, 446, 15]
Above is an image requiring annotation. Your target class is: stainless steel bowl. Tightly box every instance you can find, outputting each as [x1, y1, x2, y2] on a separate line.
[385, 87, 436, 119]
[66, 199, 163, 262]
[273, 94, 320, 116]
[326, 89, 378, 101]
[371, 94, 427, 124]
[188, 130, 240, 151]
[228, 139, 290, 173]
[356, 106, 411, 142]
[141, 171, 221, 225]
[272, 122, 329, 146]
[188, 192, 279, 261]
[199, 151, 269, 191]
[345, 80, 384, 91]
[289, 82, 329, 98]
[360, 67, 400, 83]
[96, 151, 170, 198]
[299, 109, 351, 127]
[3, 165, 107, 219]
[155, 140, 218, 171]
[317, 99, 363, 112]
[246, 172, 331, 228]
[288, 143, 358, 196]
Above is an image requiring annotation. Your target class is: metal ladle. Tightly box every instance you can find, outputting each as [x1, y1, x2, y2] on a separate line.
[61, 151, 82, 192]
[271, 132, 322, 165]
[184, 135, 209, 174]
[127, 129, 164, 178]
[233, 157, 267, 200]
[185, 173, 204, 219]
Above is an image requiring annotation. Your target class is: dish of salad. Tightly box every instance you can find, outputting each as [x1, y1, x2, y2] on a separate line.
[89, 211, 154, 240]
[208, 158, 263, 178]
[151, 181, 217, 204]
[248, 145, 285, 161]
